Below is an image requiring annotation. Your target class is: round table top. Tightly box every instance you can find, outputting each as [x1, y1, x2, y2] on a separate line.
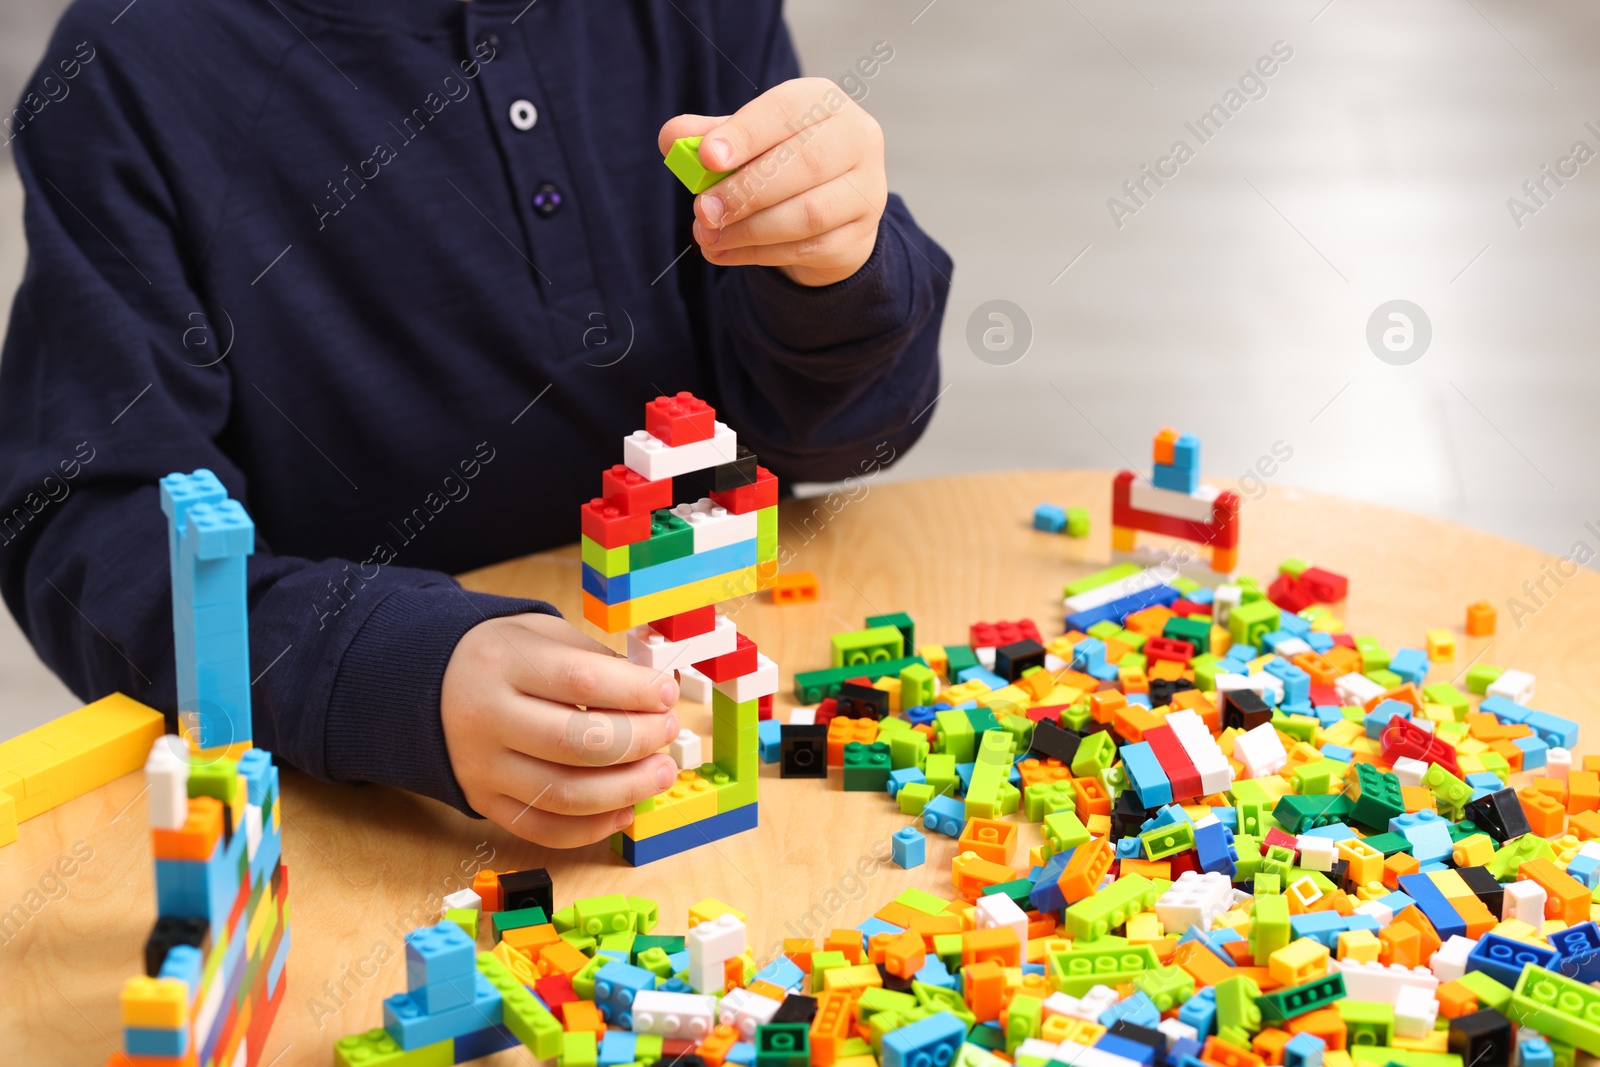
[4, 470, 1598, 1065]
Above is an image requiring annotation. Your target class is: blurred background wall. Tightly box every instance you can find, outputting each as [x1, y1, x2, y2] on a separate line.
[3, 0, 1596, 726]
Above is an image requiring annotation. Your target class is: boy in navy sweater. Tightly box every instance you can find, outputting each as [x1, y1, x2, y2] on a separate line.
[0, 0, 950, 845]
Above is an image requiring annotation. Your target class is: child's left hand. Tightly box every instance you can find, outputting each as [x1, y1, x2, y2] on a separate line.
[659, 77, 887, 288]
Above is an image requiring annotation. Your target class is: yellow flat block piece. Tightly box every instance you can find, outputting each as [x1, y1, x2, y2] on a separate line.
[688, 898, 747, 926]
[976, 684, 1029, 715]
[822, 963, 883, 992]
[582, 565, 760, 633]
[0, 789, 15, 846]
[195, 739, 255, 762]
[120, 976, 188, 1028]
[628, 772, 718, 839]
[0, 693, 164, 822]
[1393, 1031, 1449, 1053]
[1430, 869, 1475, 901]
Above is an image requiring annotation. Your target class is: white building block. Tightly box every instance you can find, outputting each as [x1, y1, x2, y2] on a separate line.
[1352, 900, 1395, 927]
[1273, 638, 1313, 659]
[678, 665, 713, 703]
[976, 646, 997, 669]
[787, 706, 817, 726]
[1042, 992, 1094, 1022]
[1393, 756, 1429, 789]
[1129, 482, 1220, 523]
[1235, 722, 1288, 778]
[1063, 568, 1160, 614]
[623, 422, 739, 481]
[1156, 871, 1233, 934]
[1079, 985, 1121, 1020]
[718, 987, 781, 1039]
[1158, 1019, 1199, 1049]
[1296, 836, 1335, 872]
[1548, 748, 1573, 780]
[442, 888, 481, 913]
[975, 893, 1030, 946]
[1017, 1040, 1065, 1063]
[1503, 880, 1548, 923]
[1394, 985, 1439, 1039]
[1429, 936, 1475, 983]
[1486, 668, 1535, 705]
[627, 613, 738, 671]
[245, 803, 262, 863]
[687, 913, 746, 993]
[1167, 709, 1234, 794]
[631, 990, 717, 1039]
[1335, 959, 1439, 1001]
[712, 653, 779, 702]
[145, 734, 191, 831]
[1044, 653, 1069, 674]
[1336, 672, 1387, 707]
[669, 729, 703, 771]
[1212, 585, 1242, 627]
[670, 496, 759, 554]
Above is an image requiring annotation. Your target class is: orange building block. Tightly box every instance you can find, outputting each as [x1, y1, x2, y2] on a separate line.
[1073, 777, 1111, 820]
[1090, 690, 1127, 724]
[1521, 858, 1591, 925]
[769, 571, 818, 605]
[1113, 704, 1163, 741]
[783, 938, 815, 972]
[1253, 1029, 1291, 1066]
[1465, 601, 1496, 636]
[563, 1000, 606, 1036]
[809, 991, 856, 1067]
[963, 959, 1006, 1022]
[501, 924, 560, 959]
[151, 795, 224, 862]
[1154, 428, 1179, 465]
[959, 818, 1019, 866]
[1060, 836, 1113, 903]
[1383, 852, 1420, 889]
[827, 717, 878, 766]
[1203, 1037, 1265, 1067]
[538, 939, 590, 979]
[1288, 1008, 1345, 1050]
[1393, 906, 1442, 964]
[697, 1026, 739, 1067]
[952, 852, 1015, 902]
[883, 931, 926, 978]
[824, 929, 864, 965]
[1568, 810, 1600, 841]
[1399, 786, 1435, 814]
[1568, 771, 1600, 814]
[1519, 788, 1568, 837]
[1380, 922, 1422, 968]
[962, 927, 1022, 968]
[473, 869, 503, 912]
[1437, 980, 1479, 1019]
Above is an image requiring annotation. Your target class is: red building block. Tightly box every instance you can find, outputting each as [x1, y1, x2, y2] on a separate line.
[710, 466, 777, 514]
[645, 392, 715, 445]
[1381, 715, 1462, 776]
[694, 633, 757, 682]
[1299, 567, 1348, 603]
[1144, 636, 1196, 667]
[581, 498, 651, 548]
[601, 464, 673, 515]
[1267, 573, 1314, 613]
[970, 620, 1042, 650]
[1144, 725, 1202, 800]
[758, 694, 773, 721]
[650, 606, 716, 641]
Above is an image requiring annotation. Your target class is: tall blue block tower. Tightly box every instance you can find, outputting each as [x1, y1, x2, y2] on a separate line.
[159, 469, 255, 751]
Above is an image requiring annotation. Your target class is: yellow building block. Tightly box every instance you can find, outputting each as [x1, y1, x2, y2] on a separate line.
[1270, 937, 1331, 985]
[1394, 1031, 1449, 1053]
[1326, 1052, 1354, 1067]
[0, 693, 164, 822]
[822, 964, 883, 991]
[120, 976, 188, 1028]
[1125, 911, 1162, 944]
[918, 645, 949, 679]
[1310, 614, 1344, 633]
[688, 898, 746, 927]
[872, 677, 902, 715]
[1337, 928, 1382, 962]
[0, 789, 15, 847]
[1490, 919, 1543, 944]
[582, 566, 761, 633]
[1425, 629, 1455, 662]
[976, 685, 1030, 716]
[630, 772, 718, 839]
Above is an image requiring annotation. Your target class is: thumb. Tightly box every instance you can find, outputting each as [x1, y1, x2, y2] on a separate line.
[658, 114, 729, 158]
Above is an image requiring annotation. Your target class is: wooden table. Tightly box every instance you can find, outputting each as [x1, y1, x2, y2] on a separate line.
[5, 471, 1599, 1065]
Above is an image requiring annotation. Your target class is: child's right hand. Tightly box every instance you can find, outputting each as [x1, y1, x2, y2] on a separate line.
[441, 613, 682, 847]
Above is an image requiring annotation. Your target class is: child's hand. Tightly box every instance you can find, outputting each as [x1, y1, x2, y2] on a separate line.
[660, 77, 887, 287]
[441, 613, 682, 847]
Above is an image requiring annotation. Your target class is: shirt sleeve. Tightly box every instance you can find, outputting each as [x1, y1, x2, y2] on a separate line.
[0, 27, 549, 816]
[705, 12, 954, 482]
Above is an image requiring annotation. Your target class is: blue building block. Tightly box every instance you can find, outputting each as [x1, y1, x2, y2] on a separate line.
[1035, 504, 1067, 532]
[1178, 988, 1216, 1036]
[125, 1027, 189, 1057]
[157, 943, 203, 999]
[593, 959, 655, 1026]
[1030, 851, 1072, 913]
[1397, 873, 1466, 940]
[1547, 921, 1600, 983]
[1101, 991, 1160, 1030]
[1096, 1032, 1157, 1066]
[1065, 585, 1182, 632]
[1479, 695, 1532, 724]
[858, 917, 903, 941]
[384, 971, 502, 1050]
[1072, 638, 1107, 672]
[1365, 698, 1411, 740]
[1171, 433, 1200, 469]
[1169, 1038, 1204, 1067]
[1520, 1036, 1554, 1067]
[758, 719, 782, 764]
[267, 923, 290, 998]
[956, 666, 1009, 691]
[1194, 820, 1237, 878]
[914, 957, 956, 990]
[459, 1025, 521, 1061]
[888, 768, 925, 798]
[1387, 648, 1430, 687]
[1288, 912, 1355, 949]
[1265, 659, 1310, 705]
[405, 923, 476, 989]
[727, 1042, 756, 1066]
[1524, 709, 1580, 749]
[615, 801, 759, 865]
[1514, 734, 1549, 770]
[892, 827, 926, 869]
[1121, 742, 1173, 807]
[1306, 632, 1335, 653]
[1126, 693, 1152, 708]
[1390, 810, 1453, 865]
[1320, 743, 1353, 761]
[752, 955, 807, 992]
[1283, 1033, 1326, 1067]
[582, 538, 757, 603]
[1210, 807, 1238, 830]
[922, 796, 966, 837]
[1115, 836, 1142, 860]
[882, 1011, 967, 1067]
[1151, 462, 1199, 494]
[1298, 823, 1356, 841]
[1466, 932, 1558, 988]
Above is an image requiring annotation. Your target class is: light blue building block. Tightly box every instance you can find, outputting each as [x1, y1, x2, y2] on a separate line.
[1121, 741, 1172, 807]
[1034, 504, 1067, 532]
[891, 827, 926, 869]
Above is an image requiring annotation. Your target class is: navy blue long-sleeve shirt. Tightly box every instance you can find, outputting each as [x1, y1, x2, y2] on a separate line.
[0, 0, 950, 814]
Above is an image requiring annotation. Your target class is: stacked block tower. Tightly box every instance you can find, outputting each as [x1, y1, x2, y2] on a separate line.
[1112, 427, 1240, 578]
[110, 470, 291, 1067]
[580, 392, 779, 865]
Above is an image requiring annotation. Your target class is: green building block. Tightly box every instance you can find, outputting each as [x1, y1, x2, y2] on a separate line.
[810, 950, 849, 991]
[1087, 620, 1121, 640]
[573, 894, 634, 937]
[1191, 654, 1223, 692]
[630, 510, 693, 570]
[1250, 893, 1291, 964]
[563, 1030, 598, 1067]
[898, 782, 936, 816]
[889, 728, 930, 772]
[1133, 965, 1195, 1011]
[1065, 507, 1090, 538]
[581, 535, 630, 578]
[1274, 793, 1351, 833]
[1164, 616, 1211, 656]
[1350, 764, 1405, 831]
[1422, 764, 1472, 820]
[934, 710, 977, 763]
[1063, 563, 1143, 598]
[1215, 975, 1263, 1049]
[1257, 973, 1345, 1023]
[900, 662, 938, 710]
[443, 908, 478, 939]
[1253, 873, 1280, 896]
[1488, 833, 1554, 881]
[1274, 714, 1318, 744]
[866, 612, 916, 653]
[1142, 821, 1195, 860]
[664, 136, 733, 194]
[1279, 558, 1310, 578]
[1023, 781, 1076, 822]
[636, 945, 673, 978]
[842, 742, 892, 791]
[915, 982, 976, 1029]
[1422, 683, 1470, 718]
[1004, 994, 1041, 1053]
[792, 656, 928, 703]
[480, 951, 563, 1058]
[1045, 944, 1161, 995]
[1063, 874, 1158, 941]
[1072, 731, 1116, 777]
[188, 757, 240, 805]
[1289, 762, 1332, 797]
[1354, 636, 1390, 672]
[333, 1030, 452, 1067]
[756, 1023, 811, 1067]
[1453, 970, 1512, 1011]
[491, 906, 549, 939]
[982, 879, 1035, 911]
[1043, 810, 1090, 851]
[1338, 1000, 1394, 1047]
[1465, 664, 1503, 695]
[1366, 668, 1403, 691]
[1359, 831, 1414, 857]
[549, 905, 577, 932]
[925, 753, 959, 796]
[831, 625, 906, 669]
[1228, 599, 1281, 647]
[944, 645, 979, 678]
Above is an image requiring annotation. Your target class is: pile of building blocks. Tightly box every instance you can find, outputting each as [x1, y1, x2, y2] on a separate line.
[106, 470, 291, 1067]
[0, 691, 163, 847]
[580, 392, 780, 865]
[1111, 428, 1241, 579]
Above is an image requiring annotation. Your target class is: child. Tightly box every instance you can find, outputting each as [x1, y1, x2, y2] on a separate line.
[0, 0, 951, 846]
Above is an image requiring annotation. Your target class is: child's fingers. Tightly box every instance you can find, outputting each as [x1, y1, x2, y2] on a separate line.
[701, 217, 880, 272]
[498, 749, 678, 818]
[512, 636, 679, 713]
[694, 118, 864, 232]
[657, 113, 728, 158]
[477, 793, 638, 849]
[499, 699, 682, 768]
[695, 173, 873, 253]
[696, 77, 841, 173]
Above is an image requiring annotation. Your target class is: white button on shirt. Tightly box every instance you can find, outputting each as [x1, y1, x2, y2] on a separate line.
[508, 99, 538, 131]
